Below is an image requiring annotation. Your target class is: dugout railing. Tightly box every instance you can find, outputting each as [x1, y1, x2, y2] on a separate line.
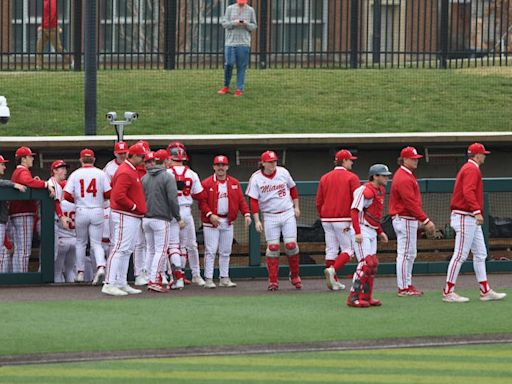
[1, 177, 512, 285]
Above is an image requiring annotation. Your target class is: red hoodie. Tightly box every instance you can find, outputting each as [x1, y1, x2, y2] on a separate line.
[450, 159, 484, 215]
[9, 165, 48, 216]
[110, 160, 147, 217]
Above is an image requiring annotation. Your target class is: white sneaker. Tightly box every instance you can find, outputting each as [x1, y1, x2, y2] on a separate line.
[480, 289, 507, 301]
[160, 272, 169, 286]
[324, 267, 337, 290]
[219, 277, 237, 288]
[334, 281, 346, 290]
[119, 285, 142, 295]
[171, 278, 184, 290]
[101, 284, 128, 296]
[75, 271, 85, 283]
[134, 275, 149, 286]
[442, 292, 470, 303]
[92, 266, 105, 286]
[204, 278, 216, 289]
[192, 275, 206, 287]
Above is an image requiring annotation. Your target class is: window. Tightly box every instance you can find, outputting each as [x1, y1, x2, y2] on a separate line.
[188, 0, 228, 53]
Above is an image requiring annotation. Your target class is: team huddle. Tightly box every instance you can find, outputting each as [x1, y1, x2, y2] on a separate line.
[0, 141, 506, 304]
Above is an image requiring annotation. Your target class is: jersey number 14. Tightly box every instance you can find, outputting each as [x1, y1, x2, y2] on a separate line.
[79, 179, 97, 198]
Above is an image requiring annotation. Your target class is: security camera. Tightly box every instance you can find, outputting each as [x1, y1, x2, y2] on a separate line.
[124, 112, 138, 122]
[0, 96, 10, 125]
[106, 112, 117, 121]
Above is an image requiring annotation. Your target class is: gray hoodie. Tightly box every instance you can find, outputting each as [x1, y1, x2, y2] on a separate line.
[221, 4, 257, 47]
[142, 165, 181, 222]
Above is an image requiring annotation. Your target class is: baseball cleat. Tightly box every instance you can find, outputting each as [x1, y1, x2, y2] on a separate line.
[368, 298, 382, 306]
[134, 275, 149, 286]
[442, 292, 470, 303]
[268, 282, 279, 291]
[92, 267, 105, 286]
[334, 281, 346, 290]
[408, 285, 424, 296]
[346, 299, 370, 308]
[219, 277, 237, 288]
[75, 271, 85, 283]
[204, 278, 216, 289]
[119, 285, 142, 295]
[480, 289, 507, 301]
[147, 281, 166, 293]
[324, 267, 337, 290]
[183, 278, 192, 285]
[217, 86, 230, 95]
[397, 288, 411, 297]
[290, 275, 302, 289]
[101, 284, 128, 296]
[171, 278, 184, 290]
[192, 275, 206, 287]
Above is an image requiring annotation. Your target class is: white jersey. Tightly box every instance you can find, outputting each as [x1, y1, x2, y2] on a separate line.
[64, 165, 111, 208]
[103, 159, 121, 183]
[57, 200, 76, 238]
[246, 166, 295, 214]
[167, 165, 203, 206]
[217, 181, 229, 215]
[48, 177, 64, 220]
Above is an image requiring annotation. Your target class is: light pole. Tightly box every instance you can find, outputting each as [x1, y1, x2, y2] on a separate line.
[106, 111, 139, 141]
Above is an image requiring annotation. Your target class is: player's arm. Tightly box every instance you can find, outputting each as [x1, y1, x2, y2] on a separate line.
[18, 169, 49, 190]
[462, 169, 482, 215]
[315, 181, 324, 216]
[290, 186, 300, 218]
[236, 181, 251, 226]
[63, 176, 75, 203]
[102, 172, 112, 200]
[221, 7, 235, 29]
[246, 8, 257, 31]
[249, 198, 263, 233]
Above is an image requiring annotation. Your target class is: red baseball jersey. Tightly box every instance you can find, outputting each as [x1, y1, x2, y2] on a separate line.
[388, 166, 429, 223]
[110, 160, 147, 217]
[316, 166, 360, 221]
[450, 159, 483, 215]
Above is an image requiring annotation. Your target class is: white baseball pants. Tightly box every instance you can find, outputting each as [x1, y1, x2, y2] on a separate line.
[321, 221, 353, 260]
[10, 214, 34, 272]
[393, 216, 419, 290]
[133, 223, 146, 276]
[75, 207, 105, 272]
[353, 225, 377, 263]
[0, 222, 7, 272]
[55, 237, 76, 283]
[203, 218, 234, 279]
[179, 206, 201, 277]
[263, 209, 297, 242]
[105, 211, 141, 287]
[143, 218, 170, 282]
[446, 213, 488, 285]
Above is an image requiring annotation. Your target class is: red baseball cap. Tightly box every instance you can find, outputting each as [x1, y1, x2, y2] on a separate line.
[0, 155, 9, 163]
[261, 150, 278, 162]
[154, 149, 169, 161]
[144, 151, 155, 162]
[114, 141, 129, 154]
[213, 155, 229, 165]
[128, 143, 147, 156]
[400, 146, 423, 159]
[51, 160, 67, 170]
[335, 149, 357, 161]
[467, 142, 490, 156]
[15, 146, 36, 157]
[137, 140, 151, 152]
[80, 148, 95, 158]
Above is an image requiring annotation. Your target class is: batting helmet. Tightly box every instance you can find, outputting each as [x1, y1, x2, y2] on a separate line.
[368, 164, 392, 177]
[169, 146, 188, 161]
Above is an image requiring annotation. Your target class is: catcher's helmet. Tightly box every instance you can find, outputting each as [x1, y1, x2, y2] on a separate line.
[169, 146, 188, 161]
[368, 164, 392, 177]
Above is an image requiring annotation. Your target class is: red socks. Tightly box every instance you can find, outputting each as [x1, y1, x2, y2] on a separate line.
[479, 280, 490, 294]
[287, 254, 300, 278]
[333, 252, 350, 271]
[266, 257, 280, 283]
[444, 281, 455, 295]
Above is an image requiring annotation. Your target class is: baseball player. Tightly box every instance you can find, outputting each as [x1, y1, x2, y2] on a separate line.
[199, 155, 251, 288]
[64, 149, 111, 285]
[142, 149, 183, 292]
[317, 149, 360, 291]
[10, 146, 55, 272]
[246, 150, 302, 291]
[55, 198, 77, 283]
[347, 164, 391, 308]
[103, 143, 148, 296]
[389, 147, 436, 297]
[103, 141, 129, 182]
[443, 143, 507, 303]
[167, 142, 206, 286]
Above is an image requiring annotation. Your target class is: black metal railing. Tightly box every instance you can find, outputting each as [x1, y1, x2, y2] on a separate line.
[1, 0, 511, 70]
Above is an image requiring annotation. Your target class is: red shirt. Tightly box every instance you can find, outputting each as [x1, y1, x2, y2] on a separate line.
[43, 0, 58, 29]
[316, 166, 360, 221]
[199, 174, 250, 225]
[450, 159, 483, 215]
[110, 160, 147, 217]
[9, 165, 48, 216]
[388, 166, 429, 223]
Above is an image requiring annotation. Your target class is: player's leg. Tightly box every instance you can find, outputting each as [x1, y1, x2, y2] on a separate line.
[393, 216, 409, 295]
[347, 226, 373, 307]
[54, 236, 66, 283]
[63, 238, 76, 283]
[203, 225, 220, 288]
[282, 212, 302, 289]
[147, 219, 170, 292]
[223, 46, 235, 89]
[20, 215, 34, 273]
[143, 218, 156, 282]
[183, 213, 204, 285]
[133, 223, 148, 285]
[405, 220, 420, 295]
[218, 221, 236, 287]
[73, 209, 90, 282]
[0, 223, 5, 273]
[263, 213, 282, 291]
[322, 222, 339, 290]
[360, 228, 381, 306]
[235, 46, 249, 92]
[116, 216, 143, 293]
[443, 214, 475, 302]
[89, 208, 106, 285]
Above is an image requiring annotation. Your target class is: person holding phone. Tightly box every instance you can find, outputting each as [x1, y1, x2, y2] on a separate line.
[218, 0, 257, 97]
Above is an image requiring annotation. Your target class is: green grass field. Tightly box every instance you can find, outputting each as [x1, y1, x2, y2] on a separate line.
[1, 344, 511, 383]
[1, 67, 511, 136]
[2, 289, 511, 356]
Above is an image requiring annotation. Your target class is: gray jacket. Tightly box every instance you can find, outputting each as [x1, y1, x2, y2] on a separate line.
[142, 165, 181, 222]
[221, 4, 257, 46]
[0, 179, 15, 224]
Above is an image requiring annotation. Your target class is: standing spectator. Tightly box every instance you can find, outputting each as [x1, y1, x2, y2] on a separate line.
[36, 0, 72, 69]
[10, 147, 55, 272]
[246, 150, 302, 291]
[103, 143, 147, 296]
[218, 0, 257, 97]
[199, 155, 251, 289]
[317, 150, 360, 291]
[389, 147, 435, 297]
[443, 143, 506, 303]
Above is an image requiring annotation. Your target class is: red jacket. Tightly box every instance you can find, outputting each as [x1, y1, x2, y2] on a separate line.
[110, 160, 147, 217]
[316, 167, 360, 221]
[199, 174, 250, 226]
[388, 166, 429, 223]
[450, 159, 483, 215]
[43, 0, 58, 29]
[9, 165, 48, 216]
